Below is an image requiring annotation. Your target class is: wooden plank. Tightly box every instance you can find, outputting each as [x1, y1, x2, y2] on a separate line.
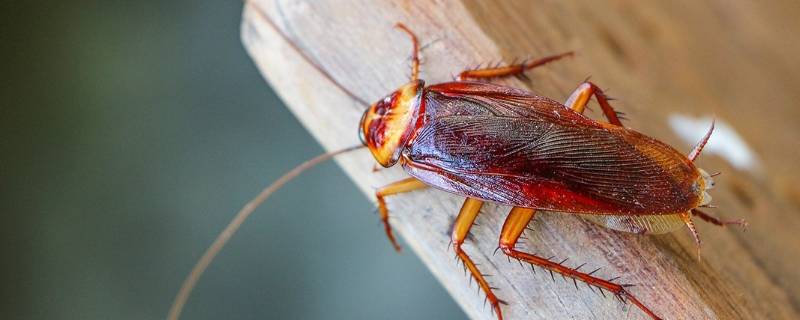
[241, 1, 800, 319]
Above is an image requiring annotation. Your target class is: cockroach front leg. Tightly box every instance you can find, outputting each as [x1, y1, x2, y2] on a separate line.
[375, 177, 428, 251]
[457, 52, 573, 82]
[564, 81, 624, 126]
[451, 198, 506, 319]
[498, 207, 662, 320]
[395, 23, 420, 82]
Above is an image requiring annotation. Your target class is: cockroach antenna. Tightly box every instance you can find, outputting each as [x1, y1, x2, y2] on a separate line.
[167, 145, 364, 320]
[688, 119, 715, 162]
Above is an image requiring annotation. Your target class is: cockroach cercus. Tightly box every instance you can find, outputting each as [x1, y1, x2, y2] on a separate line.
[168, 7, 747, 320]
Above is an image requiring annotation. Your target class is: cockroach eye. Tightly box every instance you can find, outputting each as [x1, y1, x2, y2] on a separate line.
[374, 99, 389, 115]
[374, 92, 399, 116]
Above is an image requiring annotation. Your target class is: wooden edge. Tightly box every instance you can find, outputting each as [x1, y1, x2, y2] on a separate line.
[240, 1, 800, 319]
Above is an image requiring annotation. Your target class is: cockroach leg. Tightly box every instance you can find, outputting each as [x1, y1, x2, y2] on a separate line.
[692, 209, 748, 228]
[375, 177, 428, 251]
[456, 52, 573, 81]
[564, 81, 623, 126]
[680, 211, 702, 260]
[498, 207, 662, 320]
[451, 198, 506, 319]
[395, 23, 420, 82]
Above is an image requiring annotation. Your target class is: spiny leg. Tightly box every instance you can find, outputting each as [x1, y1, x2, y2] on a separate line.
[375, 177, 428, 251]
[680, 211, 703, 260]
[564, 81, 624, 126]
[682, 208, 747, 260]
[692, 209, 748, 228]
[395, 23, 420, 82]
[498, 207, 662, 320]
[451, 198, 506, 319]
[457, 52, 574, 81]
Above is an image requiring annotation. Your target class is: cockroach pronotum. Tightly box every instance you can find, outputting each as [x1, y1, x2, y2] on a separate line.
[168, 5, 747, 320]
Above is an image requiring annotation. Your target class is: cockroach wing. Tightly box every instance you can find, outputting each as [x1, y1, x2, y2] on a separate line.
[578, 214, 686, 234]
[402, 82, 703, 216]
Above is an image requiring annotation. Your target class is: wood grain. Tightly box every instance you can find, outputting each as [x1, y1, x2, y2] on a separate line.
[241, 1, 800, 319]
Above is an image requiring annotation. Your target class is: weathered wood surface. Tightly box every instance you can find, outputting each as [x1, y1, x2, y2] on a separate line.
[241, 1, 800, 319]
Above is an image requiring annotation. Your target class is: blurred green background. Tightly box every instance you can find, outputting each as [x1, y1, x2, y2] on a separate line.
[1, 1, 464, 319]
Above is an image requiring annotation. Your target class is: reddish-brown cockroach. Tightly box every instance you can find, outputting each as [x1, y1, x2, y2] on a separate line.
[168, 6, 747, 320]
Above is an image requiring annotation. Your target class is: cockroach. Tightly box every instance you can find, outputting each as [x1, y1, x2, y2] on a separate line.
[168, 5, 747, 320]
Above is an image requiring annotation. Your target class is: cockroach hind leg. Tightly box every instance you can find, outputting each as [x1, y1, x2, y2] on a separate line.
[498, 207, 663, 319]
[692, 208, 749, 230]
[680, 211, 703, 260]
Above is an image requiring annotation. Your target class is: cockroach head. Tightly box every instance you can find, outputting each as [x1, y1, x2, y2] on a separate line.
[695, 168, 715, 207]
[359, 80, 425, 167]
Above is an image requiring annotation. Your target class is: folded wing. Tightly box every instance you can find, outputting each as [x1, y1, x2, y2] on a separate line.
[403, 82, 701, 215]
